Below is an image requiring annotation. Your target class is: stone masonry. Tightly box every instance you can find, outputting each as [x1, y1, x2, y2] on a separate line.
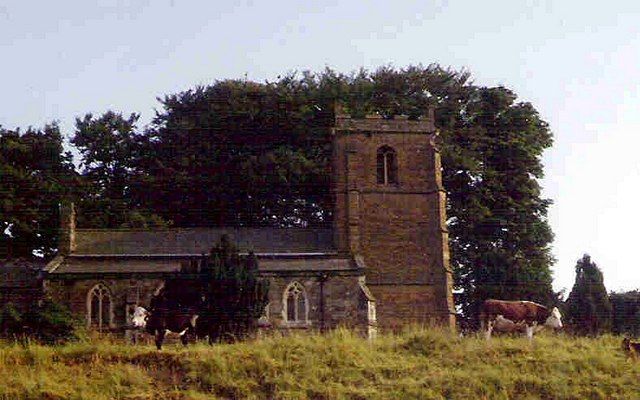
[332, 109, 456, 329]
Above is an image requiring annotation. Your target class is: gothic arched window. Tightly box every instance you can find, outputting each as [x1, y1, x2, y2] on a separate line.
[87, 283, 113, 331]
[377, 146, 398, 185]
[283, 281, 308, 323]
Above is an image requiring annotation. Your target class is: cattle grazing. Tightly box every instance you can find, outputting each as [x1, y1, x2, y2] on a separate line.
[143, 307, 199, 350]
[480, 299, 563, 340]
[622, 337, 640, 359]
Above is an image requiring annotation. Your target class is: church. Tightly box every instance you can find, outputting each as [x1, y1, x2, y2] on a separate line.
[44, 109, 456, 334]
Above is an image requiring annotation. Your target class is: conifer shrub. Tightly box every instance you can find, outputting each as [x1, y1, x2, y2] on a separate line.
[565, 254, 613, 335]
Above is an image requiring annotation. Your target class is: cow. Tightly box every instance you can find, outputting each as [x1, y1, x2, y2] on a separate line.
[622, 337, 640, 359]
[480, 299, 563, 340]
[124, 306, 150, 344]
[130, 305, 149, 328]
[140, 306, 199, 350]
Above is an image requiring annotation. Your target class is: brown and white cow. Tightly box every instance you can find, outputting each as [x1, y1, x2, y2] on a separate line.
[480, 299, 563, 340]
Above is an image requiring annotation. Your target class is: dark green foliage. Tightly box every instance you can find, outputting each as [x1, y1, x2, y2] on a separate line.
[26, 298, 78, 344]
[151, 274, 204, 313]
[0, 303, 24, 338]
[0, 124, 77, 258]
[143, 79, 333, 227]
[565, 254, 613, 335]
[200, 235, 270, 342]
[149, 236, 269, 342]
[0, 299, 77, 344]
[610, 290, 640, 336]
[71, 111, 170, 229]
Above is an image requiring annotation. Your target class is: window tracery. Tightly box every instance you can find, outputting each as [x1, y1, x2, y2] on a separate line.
[283, 281, 308, 324]
[87, 283, 113, 330]
[377, 146, 398, 185]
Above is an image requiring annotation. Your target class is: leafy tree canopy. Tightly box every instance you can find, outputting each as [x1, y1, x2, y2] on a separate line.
[0, 124, 77, 258]
[71, 111, 169, 229]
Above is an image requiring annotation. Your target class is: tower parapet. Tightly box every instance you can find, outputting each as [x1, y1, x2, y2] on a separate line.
[334, 106, 436, 134]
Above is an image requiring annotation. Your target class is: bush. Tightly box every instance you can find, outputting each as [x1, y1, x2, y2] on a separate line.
[610, 290, 640, 336]
[0, 303, 25, 339]
[27, 299, 78, 344]
[0, 299, 78, 344]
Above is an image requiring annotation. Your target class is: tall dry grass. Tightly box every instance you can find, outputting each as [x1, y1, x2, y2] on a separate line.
[0, 328, 638, 399]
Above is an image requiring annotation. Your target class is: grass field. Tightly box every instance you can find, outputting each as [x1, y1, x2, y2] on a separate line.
[0, 328, 638, 400]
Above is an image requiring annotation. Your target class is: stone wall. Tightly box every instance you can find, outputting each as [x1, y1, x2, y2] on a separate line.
[46, 278, 164, 330]
[45, 273, 375, 334]
[264, 274, 372, 332]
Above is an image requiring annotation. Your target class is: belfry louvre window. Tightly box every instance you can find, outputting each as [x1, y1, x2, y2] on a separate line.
[87, 283, 113, 331]
[377, 146, 398, 184]
[283, 281, 308, 323]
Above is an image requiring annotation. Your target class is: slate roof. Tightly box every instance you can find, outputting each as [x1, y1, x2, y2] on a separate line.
[46, 227, 358, 275]
[48, 255, 356, 275]
[73, 227, 335, 255]
[49, 257, 183, 274]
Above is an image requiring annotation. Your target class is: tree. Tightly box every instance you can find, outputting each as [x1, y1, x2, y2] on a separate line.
[149, 235, 269, 343]
[0, 124, 77, 258]
[199, 235, 270, 342]
[565, 254, 612, 335]
[144, 79, 332, 227]
[71, 111, 169, 228]
[443, 87, 556, 324]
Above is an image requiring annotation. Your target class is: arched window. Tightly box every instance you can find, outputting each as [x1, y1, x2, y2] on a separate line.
[283, 281, 308, 324]
[377, 146, 398, 184]
[87, 283, 113, 331]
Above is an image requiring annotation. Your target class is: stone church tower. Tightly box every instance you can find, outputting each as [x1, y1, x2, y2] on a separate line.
[332, 108, 456, 329]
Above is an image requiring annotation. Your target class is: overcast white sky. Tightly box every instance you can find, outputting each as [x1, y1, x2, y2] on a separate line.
[1, 1, 639, 294]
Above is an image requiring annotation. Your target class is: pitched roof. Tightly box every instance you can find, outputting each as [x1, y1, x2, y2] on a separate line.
[73, 227, 335, 256]
[49, 255, 357, 275]
[49, 257, 183, 274]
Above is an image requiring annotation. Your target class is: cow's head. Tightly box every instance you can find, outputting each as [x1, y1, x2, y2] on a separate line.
[544, 306, 563, 329]
[131, 306, 149, 328]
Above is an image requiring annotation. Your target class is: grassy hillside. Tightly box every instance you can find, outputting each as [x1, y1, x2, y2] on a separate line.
[0, 328, 638, 400]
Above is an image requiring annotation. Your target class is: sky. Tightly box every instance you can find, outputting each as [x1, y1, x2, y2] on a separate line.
[1, 0, 639, 294]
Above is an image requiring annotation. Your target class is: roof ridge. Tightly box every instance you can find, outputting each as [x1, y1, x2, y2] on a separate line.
[75, 227, 332, 232]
